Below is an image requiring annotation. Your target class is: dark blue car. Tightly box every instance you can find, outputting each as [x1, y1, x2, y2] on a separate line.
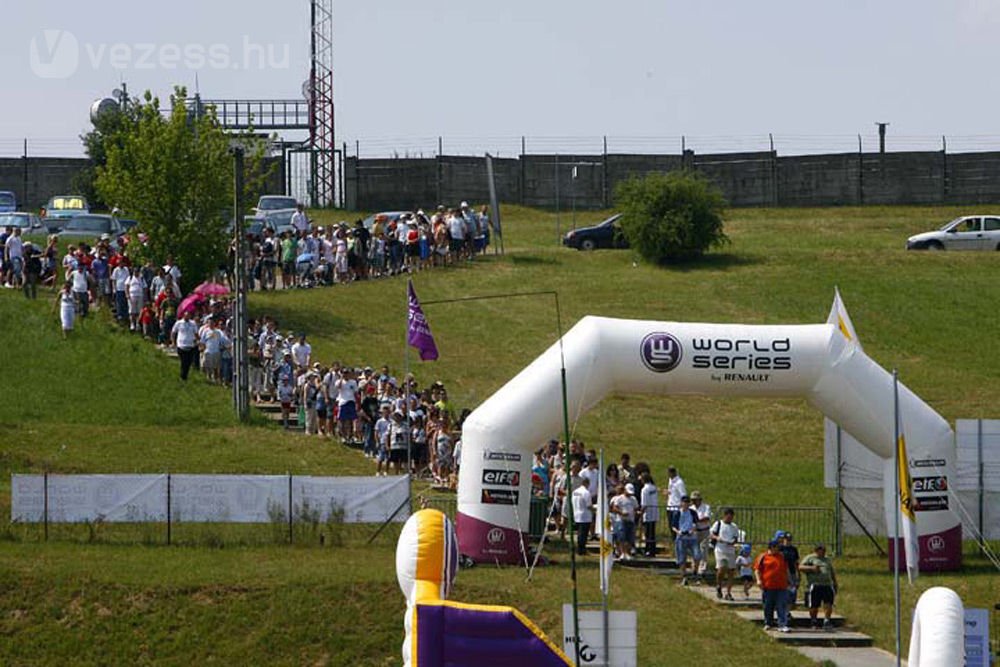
[562, 214, 628, 251]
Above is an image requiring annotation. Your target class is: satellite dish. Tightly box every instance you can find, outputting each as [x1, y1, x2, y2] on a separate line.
[90, 98, 120, 125]
[301, 79, 313, 103]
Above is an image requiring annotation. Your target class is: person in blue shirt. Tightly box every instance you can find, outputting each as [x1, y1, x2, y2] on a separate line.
[671, 495, 703, 585]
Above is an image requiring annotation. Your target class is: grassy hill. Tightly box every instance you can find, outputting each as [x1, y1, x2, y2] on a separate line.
[0, 203, 997, 665]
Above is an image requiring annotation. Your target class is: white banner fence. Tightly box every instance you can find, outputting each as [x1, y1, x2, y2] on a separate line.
[10, 474, 411, 541]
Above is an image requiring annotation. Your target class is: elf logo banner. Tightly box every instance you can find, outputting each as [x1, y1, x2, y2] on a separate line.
[482, 469, 520, 487]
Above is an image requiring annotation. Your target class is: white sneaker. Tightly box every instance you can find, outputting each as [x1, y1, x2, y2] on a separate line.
[778, 626, 791, 633]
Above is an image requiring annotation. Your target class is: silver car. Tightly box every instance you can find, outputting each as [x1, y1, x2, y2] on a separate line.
[907, 216, 1000, 251]
[0, 212, 48, 236]
[56, 214, 123, 241]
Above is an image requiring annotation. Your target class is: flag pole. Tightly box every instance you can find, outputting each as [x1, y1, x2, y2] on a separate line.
[892, 369, 901, 667]
[599, 448, 610, 667]
[405, 281, 412, 487]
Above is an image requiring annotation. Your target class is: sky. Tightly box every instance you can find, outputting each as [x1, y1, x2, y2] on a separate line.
[3, 0, 1000, 157]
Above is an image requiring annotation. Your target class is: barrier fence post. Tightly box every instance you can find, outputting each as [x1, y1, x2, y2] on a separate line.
[978, 419, 985, 545]
[43, 470, 48, 542]
[166, 473, 172, 546]
[288, 473, 293, 545]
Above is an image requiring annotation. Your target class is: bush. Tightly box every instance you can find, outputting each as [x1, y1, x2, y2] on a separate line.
[615, 170, 728, 264]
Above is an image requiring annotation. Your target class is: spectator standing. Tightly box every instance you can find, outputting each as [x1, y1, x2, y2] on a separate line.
[672, 495, 702, 585]
[580, 457, 601, 539]
[710, 507, 740, 600]
[291, 203, 309, 234]
[53, 281, 76, 337]
[638, 472, 659, 557]
[125, 267, 146, 331]
[199, 318, 223, 384]
[111, 261, 130, 322]
[619, 453, 635, 486]
[291, 333, 312, 373]
[68, 262, 92, 319]
[663, 466, 687, 553]
[277, 376, 295, 429]
[571, 477, 593, 556]
[4, 227, 23, 289]
[691, 490, 712, 575]
[171, 311, 200, 381]
[776, 531, 801, 609]
[335, 368, 360, 444]
[611, 483, 639, 560]
[754, 540, 790, 632]
[22, 246, 41, 299]
[798, 543, 838, 630]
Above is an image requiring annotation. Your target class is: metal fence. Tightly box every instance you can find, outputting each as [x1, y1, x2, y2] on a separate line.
[421, 497, 834, 549]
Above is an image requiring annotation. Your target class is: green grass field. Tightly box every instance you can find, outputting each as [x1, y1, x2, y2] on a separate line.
[1, 203, 998, 665]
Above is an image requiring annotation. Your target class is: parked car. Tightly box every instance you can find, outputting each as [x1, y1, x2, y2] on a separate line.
[42, 195, 89, 229]
[0, 212, 47, 236]
[361, 211, 408, 232]
[906, 215, 1000, 251]
[118, 218, 139, 233]
[0, 191, 17, 213]
[56, 214, 123, 241]
[227, 216, 276, 241]
[254, 195, 298, 220]
[562, 213, 628, 250]
[261, 208, 298, 236]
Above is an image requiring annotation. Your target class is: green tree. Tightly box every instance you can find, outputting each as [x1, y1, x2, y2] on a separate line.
[615, 170, 728, 264]
[95, 87, 246, 288]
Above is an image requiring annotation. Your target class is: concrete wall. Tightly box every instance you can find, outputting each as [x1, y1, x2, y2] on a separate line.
[346, 149, 1000, 211]
[0, 156, 284, 211]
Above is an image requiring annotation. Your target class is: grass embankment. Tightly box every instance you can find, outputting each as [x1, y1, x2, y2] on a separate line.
[0, 203, 998, 665]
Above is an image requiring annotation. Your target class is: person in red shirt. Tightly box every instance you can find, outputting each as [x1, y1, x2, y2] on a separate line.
[754, 539, 790, 632]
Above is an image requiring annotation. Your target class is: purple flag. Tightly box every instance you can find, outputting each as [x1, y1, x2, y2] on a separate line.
[407, 280, 439, 361]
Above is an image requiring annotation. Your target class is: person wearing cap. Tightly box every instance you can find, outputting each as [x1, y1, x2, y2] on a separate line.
[334, 367, 360, 444]
[671, 495, 702, 584]
[754, 540, 790, 632]
[799, 543, 838, 630]
[776, 530, 801, 608]
[373, 404, 393, 476]
[611, 482, 639, 560]
[691, 490, 712, 576]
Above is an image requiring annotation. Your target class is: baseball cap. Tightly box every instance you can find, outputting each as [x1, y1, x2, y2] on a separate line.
[768, 539, 780, 548]
[625, 483, 635, 494]
[690, 490, 702, 500]
[680, 495, 690, 503]
[773, 530, 786, 540]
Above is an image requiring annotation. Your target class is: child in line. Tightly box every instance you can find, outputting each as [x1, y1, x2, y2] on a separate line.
[277, 376, 295, 429]
[737, 544, 754, 599]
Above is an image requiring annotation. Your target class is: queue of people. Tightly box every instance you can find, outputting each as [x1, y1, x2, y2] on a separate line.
[533, 445, 839, 633]
[235, 202, 491, 292]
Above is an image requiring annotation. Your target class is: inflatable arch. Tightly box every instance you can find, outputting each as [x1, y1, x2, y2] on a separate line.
[908, 587, 965, 667]
[457, 300, 962, 569]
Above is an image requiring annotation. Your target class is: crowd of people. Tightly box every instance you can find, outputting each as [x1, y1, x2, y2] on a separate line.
[236, 201, 491, 292]
[530, 448, 839, 633]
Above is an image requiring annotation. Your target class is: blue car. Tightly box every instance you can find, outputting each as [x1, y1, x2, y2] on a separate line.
[562, 213, 628, 251]
[0, 191, 16, 213]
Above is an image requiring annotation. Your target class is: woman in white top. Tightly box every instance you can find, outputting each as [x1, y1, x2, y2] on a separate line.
[639, 473, 660, 557]
[53, 281, 76, 337]
[125, 267, 147, 331]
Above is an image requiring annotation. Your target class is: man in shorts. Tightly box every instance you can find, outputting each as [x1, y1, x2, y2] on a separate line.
[671, 495, 701, 585]
[711, 507, 740, 600]
[799, 543, 839, 630]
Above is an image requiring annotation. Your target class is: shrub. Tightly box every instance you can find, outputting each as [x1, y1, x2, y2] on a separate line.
[615, 170, 728, 264]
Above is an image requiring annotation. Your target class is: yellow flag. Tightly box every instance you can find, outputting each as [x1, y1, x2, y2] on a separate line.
[897, 412, 919, 583]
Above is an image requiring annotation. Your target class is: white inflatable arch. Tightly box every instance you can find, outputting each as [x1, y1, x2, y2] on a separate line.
[456, 310, 961, 566]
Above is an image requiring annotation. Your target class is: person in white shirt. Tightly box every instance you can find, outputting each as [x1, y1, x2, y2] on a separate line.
[111, 263, 130, 323]
[572, 477, 593, 556]
[200, 318, 223, 383]
[580, 457, 602, 539]
[639, 473, 660, 557]
[611, 483, 640, 559]
[374, 405, 392, 476]
[710, 508, 741, 600]
[125, 267, 147, 331]
[5, 228, 24, 288]
[68, 264, 92, 318]
[291, 204, 310, 234]
[291, 334, 311, 372]
[691, 491, 713, 575]
[334, 368, 359, 443]
[170, 312, 200, 381]
[163, 256, 181, 287]
[663, 465, 687, 554]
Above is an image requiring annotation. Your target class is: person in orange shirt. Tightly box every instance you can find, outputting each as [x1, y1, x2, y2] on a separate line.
[754, 539, 790, 632]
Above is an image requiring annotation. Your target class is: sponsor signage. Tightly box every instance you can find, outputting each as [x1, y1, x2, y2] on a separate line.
[964, 608, 989, 667]
[912, 475, 948, 493]
[481, 489, 519, 506]
[483, 450, 521, 462]
[640, 332, 794, 383]
[915, 495, 949, 512]
[911, 458, 946, 468]
[562, 605, 637, 667]
[482, 469, 520, 487]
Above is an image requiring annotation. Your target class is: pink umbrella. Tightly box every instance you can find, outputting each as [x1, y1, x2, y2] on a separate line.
[194, 281, 230, 297]
[177, 293, 205, 317]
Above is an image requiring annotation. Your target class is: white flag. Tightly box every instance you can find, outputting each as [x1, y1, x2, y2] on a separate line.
[827, 287, 863, 349]
[597, 451, 614, 595]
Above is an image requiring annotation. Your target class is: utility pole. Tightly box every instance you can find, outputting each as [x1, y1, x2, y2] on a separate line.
[232, 147, 250, 422]
[876, 122, 889, 154]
